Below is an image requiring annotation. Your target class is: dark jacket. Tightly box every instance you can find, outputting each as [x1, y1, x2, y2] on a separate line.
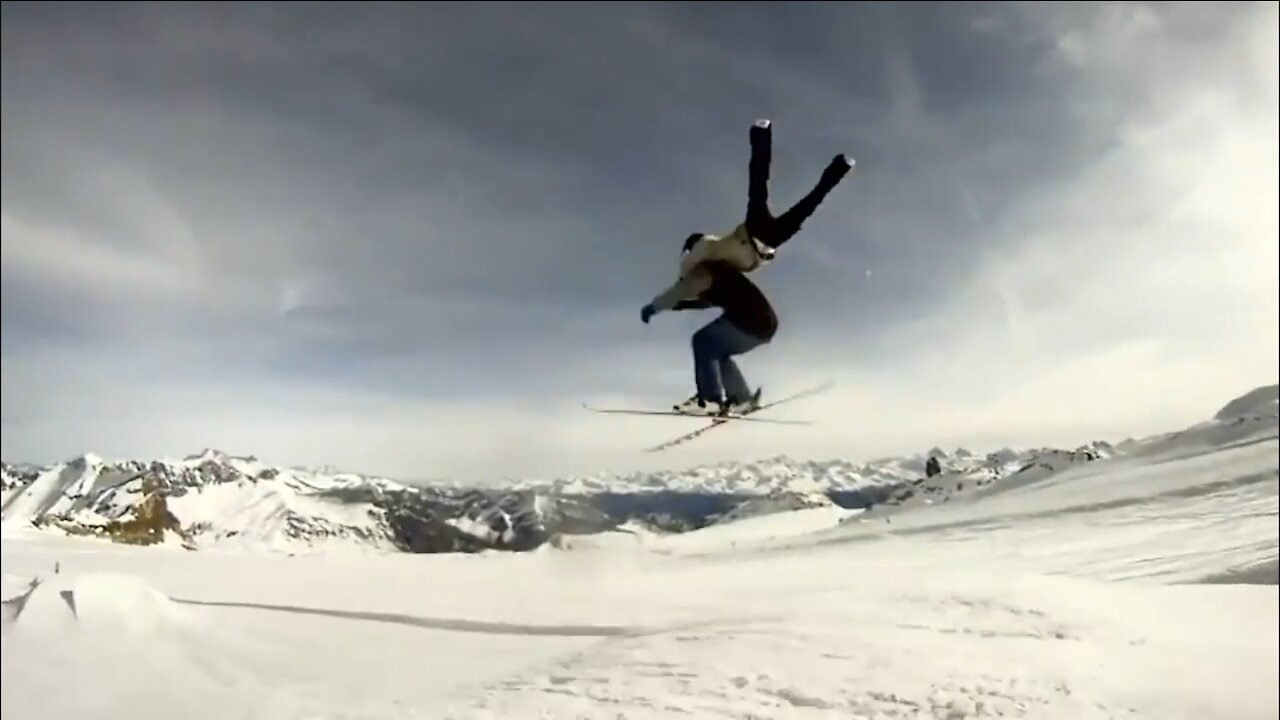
[672, 261, 778, 341]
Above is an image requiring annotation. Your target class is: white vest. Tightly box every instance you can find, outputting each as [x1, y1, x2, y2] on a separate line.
[678, 223, 775, 277]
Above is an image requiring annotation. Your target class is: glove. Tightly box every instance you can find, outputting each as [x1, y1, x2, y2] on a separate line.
[641, 304, 656, 324]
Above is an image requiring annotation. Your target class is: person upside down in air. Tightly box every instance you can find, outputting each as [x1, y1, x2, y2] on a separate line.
[640, 119, 854, 416]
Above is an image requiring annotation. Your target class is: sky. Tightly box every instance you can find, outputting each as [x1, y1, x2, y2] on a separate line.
[2, 1, 1277, 484]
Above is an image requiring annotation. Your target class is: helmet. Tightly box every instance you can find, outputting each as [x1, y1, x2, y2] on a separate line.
[681, 233, 704, 254]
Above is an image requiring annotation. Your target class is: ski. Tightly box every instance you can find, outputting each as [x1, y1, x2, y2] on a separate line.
[640, 380, 835, 453]
[581, 404, 812, 425]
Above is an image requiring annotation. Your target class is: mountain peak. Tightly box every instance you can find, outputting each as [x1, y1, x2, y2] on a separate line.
[1214, 384, 1279, 422]
[183, 448, 227, 463]
[179, 448, 261, 466]
[74, 452, 105, 467]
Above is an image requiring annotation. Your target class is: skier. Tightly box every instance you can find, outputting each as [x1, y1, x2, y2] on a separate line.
[640, 119, 854, 416]
[645, 259, 778, 416]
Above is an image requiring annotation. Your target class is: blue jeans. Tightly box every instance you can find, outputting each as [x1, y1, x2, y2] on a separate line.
[692, 316, 767, 403]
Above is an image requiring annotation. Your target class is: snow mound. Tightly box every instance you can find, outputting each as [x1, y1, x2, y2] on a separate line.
[2, 573, 35, 603]
[1, 577, 76, 635]
[1, 571, 188, 645]
[69, 573, 187, 635]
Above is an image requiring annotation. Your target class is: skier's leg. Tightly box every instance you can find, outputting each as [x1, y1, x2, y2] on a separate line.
[718, 322, 766, 404]
[693, 316, 766, 404]
[718, 356, 753, 404]
[745, 119, 774, 239]
[691, 319, 728, 404]
[763, 154, 855, 250]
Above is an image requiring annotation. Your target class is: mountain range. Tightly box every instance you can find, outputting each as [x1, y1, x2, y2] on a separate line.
[3, 384, 1275, 554]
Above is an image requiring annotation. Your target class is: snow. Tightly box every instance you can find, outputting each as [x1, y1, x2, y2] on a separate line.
[0, 451, 412, 552]
[166, 479, 388, 552]
[653, 504, 862, 553]
[0, 454, 106, 522]
[2, 386, 1277, 719]
[446, 513, 516, 546]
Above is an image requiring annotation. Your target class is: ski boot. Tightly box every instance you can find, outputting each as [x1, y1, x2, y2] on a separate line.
[673, 395, 720, 417]
[719, 388, 763, 417]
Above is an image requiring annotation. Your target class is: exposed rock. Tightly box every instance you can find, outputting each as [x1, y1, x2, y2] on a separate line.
[35, 471, 195, 549]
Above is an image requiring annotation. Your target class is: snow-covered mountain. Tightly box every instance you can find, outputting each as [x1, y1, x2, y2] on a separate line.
[0, 447, 1049, 553]
[2, 384, 1275, 555]
[0, 450, 546, 554]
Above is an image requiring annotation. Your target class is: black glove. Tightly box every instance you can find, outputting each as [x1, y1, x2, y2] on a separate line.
[641, 304, 656, 324]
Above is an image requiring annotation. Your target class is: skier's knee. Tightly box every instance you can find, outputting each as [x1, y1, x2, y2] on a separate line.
[691, 327, 708, 352]
[692, 326, 717, 355]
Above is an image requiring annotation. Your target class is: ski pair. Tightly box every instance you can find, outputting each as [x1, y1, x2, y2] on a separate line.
[583, 380, 834, 452]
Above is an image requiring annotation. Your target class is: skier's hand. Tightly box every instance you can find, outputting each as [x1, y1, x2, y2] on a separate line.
[641, 304, 655, 324]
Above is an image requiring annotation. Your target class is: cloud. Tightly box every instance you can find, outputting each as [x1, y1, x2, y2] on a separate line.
[2, 2, 1276, 481]
[775, 1, 1279, 451]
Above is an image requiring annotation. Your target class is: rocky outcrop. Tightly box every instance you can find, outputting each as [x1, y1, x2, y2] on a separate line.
[1009, 446, 1104, 483]
[925, 456, 942, 478]
[35, 470, 196, 549]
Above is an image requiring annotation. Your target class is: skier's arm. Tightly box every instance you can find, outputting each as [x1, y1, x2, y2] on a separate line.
[649, 266, 712, 314]
[673, 298, 712, 311]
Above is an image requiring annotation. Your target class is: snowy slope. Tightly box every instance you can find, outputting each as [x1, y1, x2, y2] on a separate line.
[708, 385, 1278, 586]
[1, 395, 1275, 720]
[0, 453, 112, 522]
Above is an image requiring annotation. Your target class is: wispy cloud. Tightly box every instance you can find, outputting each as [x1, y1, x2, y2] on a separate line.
[2, 2, 1276, 481]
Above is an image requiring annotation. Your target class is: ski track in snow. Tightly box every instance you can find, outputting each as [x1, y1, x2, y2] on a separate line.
[2, 405, 1278, 719]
